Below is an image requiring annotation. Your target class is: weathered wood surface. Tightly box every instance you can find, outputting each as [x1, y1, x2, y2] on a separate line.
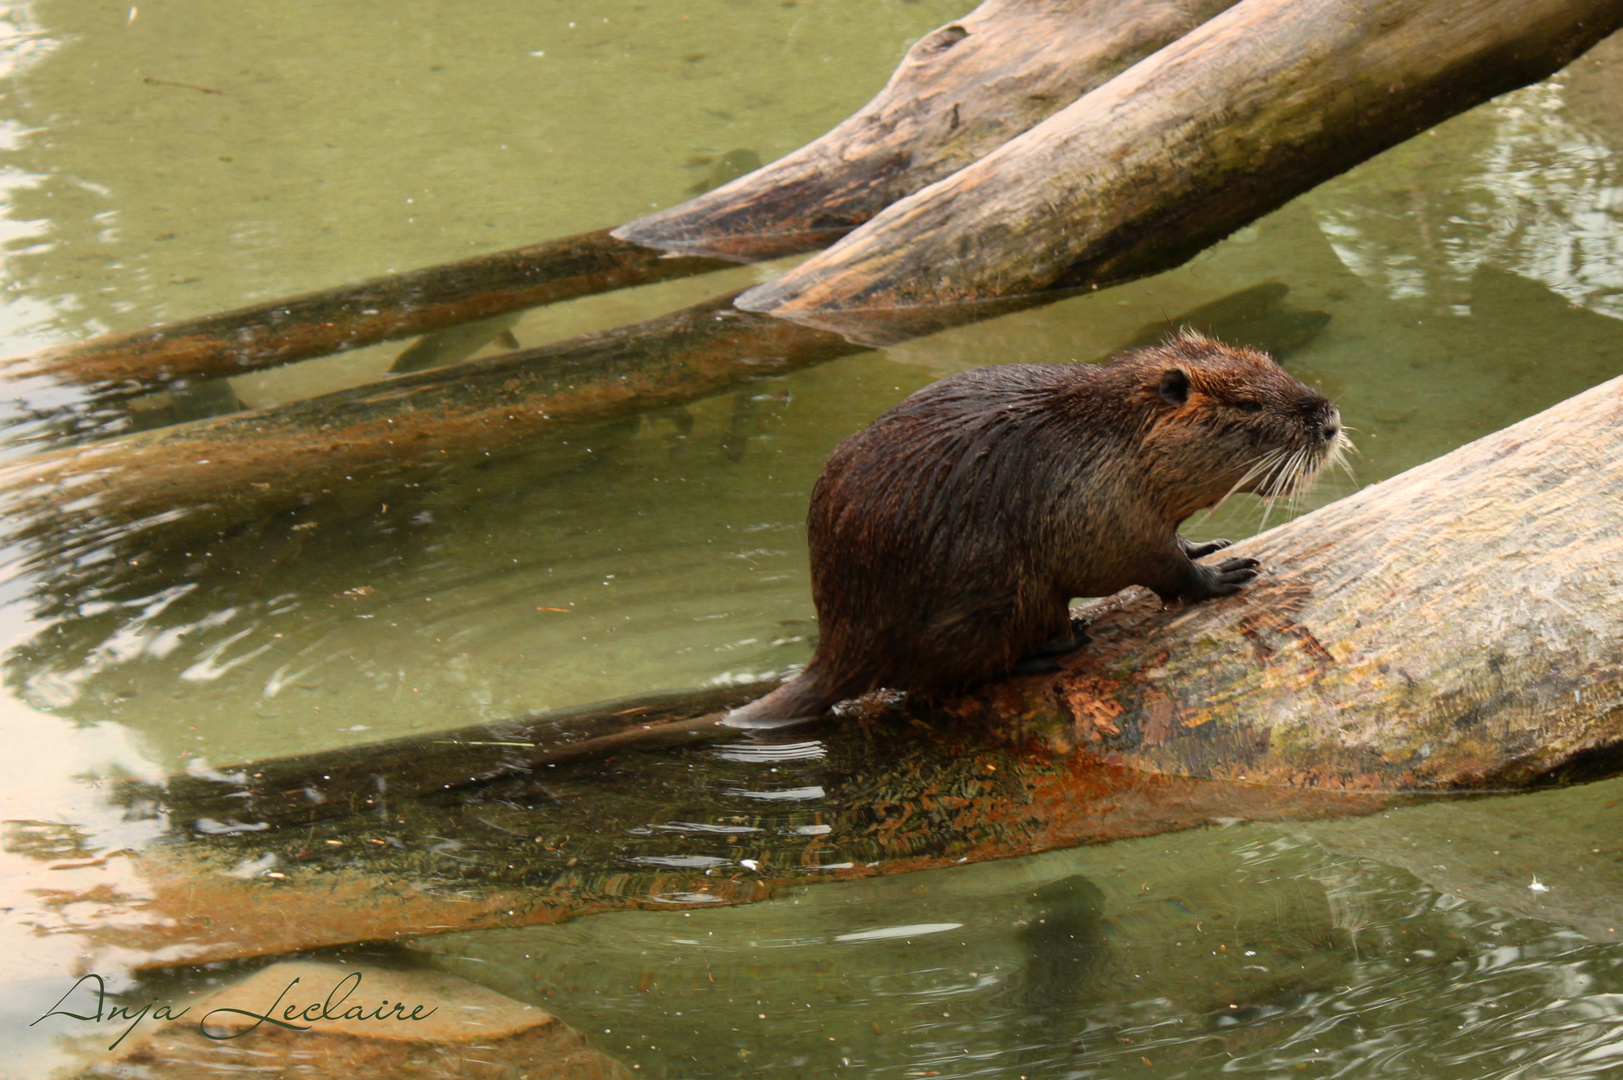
[941, 370, 1623, 790]
[2, 229, 731, 398]
[739, 0, 1623, 324]
[6, 0, 1242, 400]
[614, 0, 1242, 260]
[35, 372, 1622, 971]
[0, 293, 863, 551]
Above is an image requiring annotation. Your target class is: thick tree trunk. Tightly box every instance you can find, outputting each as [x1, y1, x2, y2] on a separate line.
[0, 294, 863, 551]
[739, 0, 1623, 326]
[1, 230, 732, 398]
[51, 372, 1623, 969]
[614, 0, 1242, 260]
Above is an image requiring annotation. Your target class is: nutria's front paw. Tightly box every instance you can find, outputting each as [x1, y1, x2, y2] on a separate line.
[1166, 555, 1259, 602]
[1201, 556, 1260, 597]
[1179, 537, 1233, 560]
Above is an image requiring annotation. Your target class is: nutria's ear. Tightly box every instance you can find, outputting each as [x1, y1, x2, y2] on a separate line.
[1158, 368, 1189, 405]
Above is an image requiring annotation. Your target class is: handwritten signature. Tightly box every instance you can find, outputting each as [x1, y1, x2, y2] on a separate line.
[31, 971, 437, 1051]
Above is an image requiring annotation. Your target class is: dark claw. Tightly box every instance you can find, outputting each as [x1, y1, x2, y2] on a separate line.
[1205, 556, 1260, 595]
[1179, 536, 1233, 560]
[1010, 656, 1064, 676]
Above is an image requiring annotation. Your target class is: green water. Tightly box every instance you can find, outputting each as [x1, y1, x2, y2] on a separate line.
[3, 0, 1623, 1076]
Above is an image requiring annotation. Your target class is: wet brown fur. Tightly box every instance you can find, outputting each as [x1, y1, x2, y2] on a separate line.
[729, 331, 1340, 726]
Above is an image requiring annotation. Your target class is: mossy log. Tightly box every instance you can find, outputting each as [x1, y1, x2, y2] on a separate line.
[48, 372, 1623, 969]
[739, 0, 1623, 325]
[0, 294, 863, 552]
[1, 230, 731, 398]
[614, 0, 1242, 260]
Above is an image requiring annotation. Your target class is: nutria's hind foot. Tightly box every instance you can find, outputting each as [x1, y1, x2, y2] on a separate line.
[1179, 536, 1233, 560]
[1014, 621, 1091, 674]
[1023, 625, 1091, 660]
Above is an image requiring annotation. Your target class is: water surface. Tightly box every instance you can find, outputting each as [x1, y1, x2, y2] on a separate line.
[3, 1, 1623, 1076]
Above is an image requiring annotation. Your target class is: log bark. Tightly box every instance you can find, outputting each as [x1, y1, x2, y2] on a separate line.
[2, 229, 732, 398]
[0, 293, 864, 551]
[613, 0, 1243, 261]
[738, 0, 1623, 325]
[5, 0, 1242, 400]
[48, 372, 1623, 970]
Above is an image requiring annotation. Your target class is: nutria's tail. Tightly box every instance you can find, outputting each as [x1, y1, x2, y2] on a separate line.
[723, 671, 837, 730]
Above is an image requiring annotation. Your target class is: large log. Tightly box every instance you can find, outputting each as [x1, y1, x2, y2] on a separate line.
[7, 0, 1241, 401]
[38, 371, 1623, 970]
[613, 0, 1243, 260]
[0, 294, 864, 553]
[2, 230, 732, 398]
[739, 0, 1623, 325]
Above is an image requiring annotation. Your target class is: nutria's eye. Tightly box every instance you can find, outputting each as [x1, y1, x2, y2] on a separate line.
[1158, 369, 1189, 406]
[1234, 399, 1263, 412]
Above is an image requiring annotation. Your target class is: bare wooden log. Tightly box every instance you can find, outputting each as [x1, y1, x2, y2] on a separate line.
[0, 293, 864, 550]
[2, 0, 1241, 401]
[738, 0, 1623, 324]
[46, 372, 1623, 969]
[1, 229, 732, 398]
[614, 0, 1243, 260]
[940, 371, 1623, 790]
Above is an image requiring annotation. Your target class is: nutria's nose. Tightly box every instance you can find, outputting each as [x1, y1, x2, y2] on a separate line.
[1321, 408, 1341, 443]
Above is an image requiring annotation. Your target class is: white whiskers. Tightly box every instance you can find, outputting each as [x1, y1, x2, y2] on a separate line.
[1206, 430, 1357, 530]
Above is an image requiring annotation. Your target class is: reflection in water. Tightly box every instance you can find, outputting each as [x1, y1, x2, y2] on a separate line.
[1018, 874, 1109, 1019]
[1315, 80, 1623, 318]
[387, 807, 1623, 1077]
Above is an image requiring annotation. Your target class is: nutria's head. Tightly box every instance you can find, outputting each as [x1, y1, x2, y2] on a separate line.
[1116, 330, 1348, 518]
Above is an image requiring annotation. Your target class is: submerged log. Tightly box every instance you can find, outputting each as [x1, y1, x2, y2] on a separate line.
[2, 230, 732, 398]
[739, 0, 1623, 324]
[0, 293, 865, 553]
[47, 371, 1623, 969]
[614, 0, 1243, 260]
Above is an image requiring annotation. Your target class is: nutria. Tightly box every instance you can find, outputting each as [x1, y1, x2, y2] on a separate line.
[725, 330, 1346, 728]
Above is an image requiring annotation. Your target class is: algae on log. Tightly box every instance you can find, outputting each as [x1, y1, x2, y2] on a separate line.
[91, 728, 1390, 970]
[0, 293, 864, 554]
[614, 0, 1243, 260]
[1, 229, 732, 399]
[740, 0, 1623, 325]
[48, 374, 1623, 970]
